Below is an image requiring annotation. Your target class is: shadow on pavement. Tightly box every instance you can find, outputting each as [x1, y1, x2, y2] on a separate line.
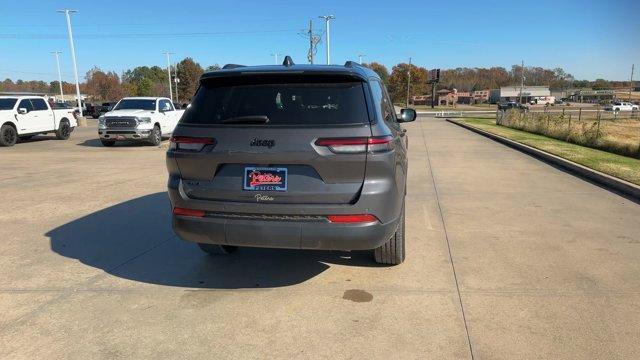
[47, 192, 377, 289]
[76, 139, 159, 147]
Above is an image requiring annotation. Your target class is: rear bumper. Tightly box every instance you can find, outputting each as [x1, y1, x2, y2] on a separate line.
[98, 128, 151, 141]
[172, 213, 398, 250]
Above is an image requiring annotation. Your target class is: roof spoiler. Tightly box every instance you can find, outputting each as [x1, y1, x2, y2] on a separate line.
[222, 64, 246, 69]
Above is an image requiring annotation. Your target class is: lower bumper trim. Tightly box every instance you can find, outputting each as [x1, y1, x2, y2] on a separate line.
[172, 215, 398, 251]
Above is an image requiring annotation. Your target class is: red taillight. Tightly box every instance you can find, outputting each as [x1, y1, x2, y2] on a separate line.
[327, 214, 379, 223]
[315, 136, 393, 154]
[315, 137, 368, 146]
[173, 207, 205, 217]
[169, 136, 216, 151]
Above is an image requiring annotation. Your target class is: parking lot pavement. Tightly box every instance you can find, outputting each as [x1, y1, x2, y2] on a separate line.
[1, 117, 639, 359]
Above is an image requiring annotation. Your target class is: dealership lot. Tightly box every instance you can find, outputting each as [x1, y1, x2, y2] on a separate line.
[1, 117, 639, 359]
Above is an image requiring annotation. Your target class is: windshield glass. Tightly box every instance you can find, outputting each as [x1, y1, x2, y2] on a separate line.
[0, 98, 18, 110]
[181, 75, 369, 126]
[113, 99, 156, 111]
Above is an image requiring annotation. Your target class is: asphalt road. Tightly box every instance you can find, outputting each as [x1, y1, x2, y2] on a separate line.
[1, 117, 639, 359]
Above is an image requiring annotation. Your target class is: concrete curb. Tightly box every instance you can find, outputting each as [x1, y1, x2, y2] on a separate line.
[446, 118, 640, 201]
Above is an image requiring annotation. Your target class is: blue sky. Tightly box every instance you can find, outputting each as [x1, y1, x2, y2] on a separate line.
[1, 0, 638, 82]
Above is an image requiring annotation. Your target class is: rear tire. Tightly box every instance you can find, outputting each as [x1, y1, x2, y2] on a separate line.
[374, 201, 405, 265]
[0, 124, 17, 147]
[100, 140, 116, 147]
[55, 120, 72, 140]
[197, 243, 238, 255]
[148, 125, 161, 146]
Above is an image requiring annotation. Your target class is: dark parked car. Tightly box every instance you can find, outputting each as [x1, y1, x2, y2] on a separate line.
[498, 101, 529, 111]
[98, 102, 118, 117]
[166, 58, 416, 265]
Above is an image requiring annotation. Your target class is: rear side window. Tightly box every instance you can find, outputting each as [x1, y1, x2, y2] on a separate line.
[370, 80, 395, 124]
[31, 98, 48, 111]
[0, 98, 17, 110]
[181, 75, 369, 126]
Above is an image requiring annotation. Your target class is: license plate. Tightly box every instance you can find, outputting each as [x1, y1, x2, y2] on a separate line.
[116, 135, 125, 140]
[243, 167, 287, 191]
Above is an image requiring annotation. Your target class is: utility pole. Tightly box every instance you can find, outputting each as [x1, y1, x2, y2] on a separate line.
[57, 10, 82, 117]
[406, 57, 412, 108]
[319, 15, 335, 65]
[358, 54, 365, 65]
[308, 20, 314, 64]
[270, 52, 281, 65]
[163, 52, 174, 102]
[629, 64, 635, 102]
[519, 60, 525, 104]
[305, 19, 321, 64]
[51, 51, 64, 100]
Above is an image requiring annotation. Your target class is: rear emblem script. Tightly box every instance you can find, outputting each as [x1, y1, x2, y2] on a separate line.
[255, 194, 274, 202]
[250, 138, 275, 148]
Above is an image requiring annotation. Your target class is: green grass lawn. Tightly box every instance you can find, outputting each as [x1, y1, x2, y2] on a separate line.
[458, 118, 640, 186]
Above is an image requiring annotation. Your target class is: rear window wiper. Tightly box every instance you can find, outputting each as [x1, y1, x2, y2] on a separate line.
[221, 115, 269, 124]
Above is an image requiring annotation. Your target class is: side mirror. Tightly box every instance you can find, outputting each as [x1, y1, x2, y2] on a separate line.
[18, 108, 28, 114]
[398, 108, 416, 123]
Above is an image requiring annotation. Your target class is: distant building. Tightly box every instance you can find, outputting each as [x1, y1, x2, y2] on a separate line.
[568, 89, 615, 103]
[472, 90, 490, 103]
[489, 86, 550, 104]
[438, 89, 472, 106]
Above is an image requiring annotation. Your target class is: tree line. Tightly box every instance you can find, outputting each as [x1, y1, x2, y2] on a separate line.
[0, 57, 219, 103]
[363, 62, 632, 103]
[0, 60, 632, 104]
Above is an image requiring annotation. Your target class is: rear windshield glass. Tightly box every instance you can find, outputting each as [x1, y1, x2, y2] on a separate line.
[180, 75, 369, 126]
[113, 99, 156, 111]
[0, 98, 17, 110]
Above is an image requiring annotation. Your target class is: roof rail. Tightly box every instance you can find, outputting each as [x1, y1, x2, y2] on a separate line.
[282, 56, 295, 67]
[222, 64, 246, 70]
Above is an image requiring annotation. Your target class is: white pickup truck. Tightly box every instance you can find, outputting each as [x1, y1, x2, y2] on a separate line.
[98, 97, 184, 147]
[0, 96, 77, 147]
[604, 101, 639, 112]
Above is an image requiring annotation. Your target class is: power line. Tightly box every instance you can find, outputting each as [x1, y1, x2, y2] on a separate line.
[0, 29, 299, 39]
[0, 68, 79, 78]
[0, 17, 305, 28]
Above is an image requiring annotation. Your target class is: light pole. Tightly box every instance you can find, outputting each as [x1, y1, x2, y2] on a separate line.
[270, 52, 281, 65]
[358, 54, 365, 65]
[57, 10, 82, 116]
[174, 77, 180, 104]
[163, 52, 174, 102]
[319, 15, 335, 65]
[51, 51, 64, 100]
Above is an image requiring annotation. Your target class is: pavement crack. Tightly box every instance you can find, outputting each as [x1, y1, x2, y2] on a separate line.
[419, 119, 476, 360]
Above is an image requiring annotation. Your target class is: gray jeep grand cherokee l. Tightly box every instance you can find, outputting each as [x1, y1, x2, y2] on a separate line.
[166, 58, 416, 265]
